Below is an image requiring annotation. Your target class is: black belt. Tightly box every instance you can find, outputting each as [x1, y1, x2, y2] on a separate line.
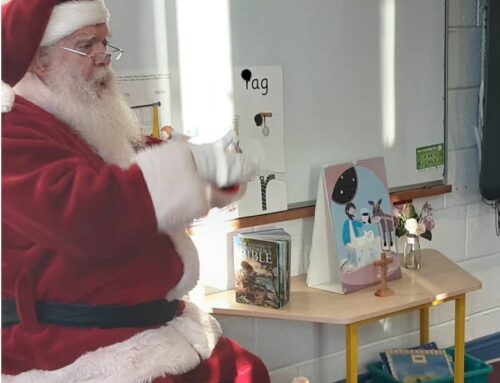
[2, 298, 181, 329]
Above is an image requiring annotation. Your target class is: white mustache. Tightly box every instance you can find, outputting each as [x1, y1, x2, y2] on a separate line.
[91, 68, 112, 86]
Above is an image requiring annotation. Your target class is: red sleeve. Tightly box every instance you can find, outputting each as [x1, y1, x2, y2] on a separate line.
[2, 119, 159, 259]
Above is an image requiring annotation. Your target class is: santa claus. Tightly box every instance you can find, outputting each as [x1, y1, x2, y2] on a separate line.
[1, 0, 270, 382]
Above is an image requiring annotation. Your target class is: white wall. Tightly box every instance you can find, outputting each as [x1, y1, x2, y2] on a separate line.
[196, 1, 500, 382]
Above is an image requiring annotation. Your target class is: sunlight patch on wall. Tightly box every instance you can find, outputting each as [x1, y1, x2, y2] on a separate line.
[153, 0, 169, 72]
[380, 0, 396, 148]
[175, 0, 234, 144]
[190, 220, 242, 291]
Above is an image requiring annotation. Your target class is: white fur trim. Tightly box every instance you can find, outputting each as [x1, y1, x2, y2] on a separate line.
[169, 301, 222, 359]
[134, 141, 210, 234]
[41, 0, 110, 47]
[165, 230, 200, 300]
[2, 81, 15, 113]
[1, 303, 222, 383]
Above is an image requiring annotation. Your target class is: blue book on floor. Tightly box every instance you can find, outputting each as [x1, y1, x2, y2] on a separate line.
[379, 342, 438, 375]
[385, 348, 454, 382]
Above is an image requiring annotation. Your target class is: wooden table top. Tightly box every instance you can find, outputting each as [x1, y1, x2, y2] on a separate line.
[203, 249, 482, 324]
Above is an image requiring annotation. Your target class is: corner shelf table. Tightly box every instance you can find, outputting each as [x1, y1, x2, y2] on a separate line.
[203, 249, 482, 383]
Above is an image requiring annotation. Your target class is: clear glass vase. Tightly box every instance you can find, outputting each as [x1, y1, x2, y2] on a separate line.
[403, 234, 421, 270]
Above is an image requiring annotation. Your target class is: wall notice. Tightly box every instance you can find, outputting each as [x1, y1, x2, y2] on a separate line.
[416, 144, 445, 170]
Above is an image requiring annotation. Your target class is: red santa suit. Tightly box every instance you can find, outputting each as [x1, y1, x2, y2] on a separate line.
[1, 1, 270, 382]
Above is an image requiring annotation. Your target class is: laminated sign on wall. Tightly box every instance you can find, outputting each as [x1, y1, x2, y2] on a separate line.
[307, 157, 401, 294]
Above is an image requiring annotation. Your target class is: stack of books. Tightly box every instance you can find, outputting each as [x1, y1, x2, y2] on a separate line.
[233, 229, 291, 309]
[378, 342, 454, 382]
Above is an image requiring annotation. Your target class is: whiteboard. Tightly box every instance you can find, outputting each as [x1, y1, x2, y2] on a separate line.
[108, 0, 446, 207]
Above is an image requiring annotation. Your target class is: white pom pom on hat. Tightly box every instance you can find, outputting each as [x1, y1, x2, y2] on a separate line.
[1, 0, 110, 113]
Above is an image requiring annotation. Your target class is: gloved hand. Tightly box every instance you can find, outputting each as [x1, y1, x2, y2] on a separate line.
[190, 131, 261, 188]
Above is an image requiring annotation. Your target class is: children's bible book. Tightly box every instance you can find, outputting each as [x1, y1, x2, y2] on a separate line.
[307, 157, 401, 294]
[233, 229, 291, 309]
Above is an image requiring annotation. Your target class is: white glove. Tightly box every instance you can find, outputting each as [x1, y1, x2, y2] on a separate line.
[190, 131, 261, 188]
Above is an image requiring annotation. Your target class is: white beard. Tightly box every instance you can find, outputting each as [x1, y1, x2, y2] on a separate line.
[14, 65, 144, 168]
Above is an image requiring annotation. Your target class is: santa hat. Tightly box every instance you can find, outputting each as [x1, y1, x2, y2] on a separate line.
[1, 0, 110, 113]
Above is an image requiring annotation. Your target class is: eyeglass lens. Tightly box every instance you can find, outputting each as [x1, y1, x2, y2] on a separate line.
[93, 51, 120, 63]
[106, 45, 123, 61]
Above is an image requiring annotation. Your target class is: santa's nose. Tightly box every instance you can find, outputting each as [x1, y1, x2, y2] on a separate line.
[93, 52, 112, 65]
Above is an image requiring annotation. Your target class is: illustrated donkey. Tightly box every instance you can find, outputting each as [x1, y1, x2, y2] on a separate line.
[369, 198, 394, 250]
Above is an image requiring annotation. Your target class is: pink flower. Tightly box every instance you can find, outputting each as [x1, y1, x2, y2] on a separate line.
[392, 215, 400, 228]
[416, 223, 427, 236]
[422, 202, 433, 213]
[423, 216, 435, 231]
[393, 205, 404, 216]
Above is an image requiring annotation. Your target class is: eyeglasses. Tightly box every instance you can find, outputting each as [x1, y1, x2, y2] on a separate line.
[60, 43, 124, 63]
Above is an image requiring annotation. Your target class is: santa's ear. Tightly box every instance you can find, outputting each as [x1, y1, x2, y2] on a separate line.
[30, 46, 54, 79]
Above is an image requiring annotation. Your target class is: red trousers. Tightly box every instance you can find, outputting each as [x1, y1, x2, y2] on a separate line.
[155, 337, 271, 383]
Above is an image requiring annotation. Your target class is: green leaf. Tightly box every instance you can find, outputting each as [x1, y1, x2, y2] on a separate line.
[395, 227, 407, 238]
[420, 231, 432, 241]
[404, 204, 418, 219]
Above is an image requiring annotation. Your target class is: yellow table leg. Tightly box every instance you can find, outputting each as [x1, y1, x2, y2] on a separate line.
[346, 323, 359, 383]
[152, 104, 160, 138]
[454, 294, 466, 383]
[420, 306, 430, 345]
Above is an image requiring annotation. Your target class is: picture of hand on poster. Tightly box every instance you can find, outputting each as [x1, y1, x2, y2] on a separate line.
[231, 66, 287, 218]
[234, 66, 285, 174]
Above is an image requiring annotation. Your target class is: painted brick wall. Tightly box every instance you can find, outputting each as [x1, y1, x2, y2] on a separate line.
[196, 1, 500, 382]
